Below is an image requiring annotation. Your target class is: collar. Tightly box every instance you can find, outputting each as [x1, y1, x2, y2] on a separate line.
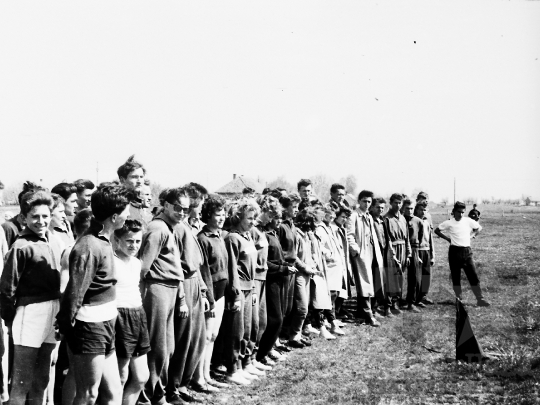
[356, 209, 370, 219]
[51, 225, 68, 234]
[89, 218, 110, 242]
[201, 225, 221, 237]
[231, 229, 252, 241]
[130, 201, 142, 209]
[20, 227, 49, 242]
[372, 216, 383, 224]
[155, 212, 177, 230]
[386, 210, 402, 219]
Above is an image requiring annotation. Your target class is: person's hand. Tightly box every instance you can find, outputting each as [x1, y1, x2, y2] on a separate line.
[287, 266, 298, 275]
[418, 257, 423, 264]
[178, 304, 189, 318]
[252, 294, 258, 306]
[54, 320, 64, 342]
[203, 298, 210, 313]
[393, 257, 401, 268]
[208, 308, 216, 318]
[405, 257, 410, 267]
[430, 258, 435, 266]
[350, 246, 359, 257]
[226, 300, 241, 312]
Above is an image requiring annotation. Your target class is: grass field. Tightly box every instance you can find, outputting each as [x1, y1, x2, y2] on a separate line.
[210, 206, 540, 405]
[1, 204, 539, 404]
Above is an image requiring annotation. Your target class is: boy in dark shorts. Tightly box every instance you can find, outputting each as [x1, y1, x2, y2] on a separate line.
[113, 219, 150, 405]
[57, 184, 131, 405]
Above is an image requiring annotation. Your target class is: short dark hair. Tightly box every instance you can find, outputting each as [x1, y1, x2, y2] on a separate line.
[201, 195, 227, 223]
[115, 219, 143, 238]
[372, 197, 387, 206]
[389, 193, 403, 203]
[74, 179, 95, 193]
[158, 188, 170, 206]
[51, 183, 77, 201]
[91, 184, 132, 222]
[279, 193, 301, 209]
[402, 198, 413, 208]
[242, 187, 255, 195]
[416, 200, 428, 208]
[330, 183, 345, 194]
[297, 179, 312, 190]
[294, 207, 316, 232]
[262, 188, 271, 195]
[416, 191, 429, 201]
[335, 205, 352, 218]
[357, 190, 374, 201]
[73, 209, 93, 237]
[164, 187, 189, 205]
[117, 155, 146, 180]
[257, 195, 281, 215]
[185, 182, 208, 199]
[51, 193, 66, 211]
[453, 201, 466, 212]
[18, 181, 46, 205]
[21, 190, 53, 217]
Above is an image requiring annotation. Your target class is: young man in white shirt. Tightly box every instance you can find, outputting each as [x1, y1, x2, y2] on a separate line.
[434, 202, 490, 307]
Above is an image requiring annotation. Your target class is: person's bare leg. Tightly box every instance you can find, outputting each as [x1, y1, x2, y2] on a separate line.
[28, 343, 55, 405]
[71, 353, 105, 405]
[205, 298, 225, 382]
[121, 355, 149, 405]
[1, 321, 9, 402]
[97, 351, 122, 405]
[9, 345, 40, 405]
[193, 316, 213, 385]
[45, 342, 60, 405]
[61, 347, 76, 405]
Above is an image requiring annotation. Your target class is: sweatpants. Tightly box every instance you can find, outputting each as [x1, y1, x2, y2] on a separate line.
[280, 273, 296, 337]
[140, 283, 178, 405]
[222, 290, 252, 373]
[257, 277, 285, 361]
[418, 250, 432, 301]
[250, 280, 267, 361]
[406, 250, 422, 304]
[168, 276, 206, 393]
[288, 272, 311, 341]
[448, 246, 484, 299]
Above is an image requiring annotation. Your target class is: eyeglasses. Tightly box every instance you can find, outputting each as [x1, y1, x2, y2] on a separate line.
[169, 203, 190, 214]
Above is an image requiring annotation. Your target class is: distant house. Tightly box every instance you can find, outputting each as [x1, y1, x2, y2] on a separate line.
[525, 196, 540, 206]
[215, 174, 265, 198]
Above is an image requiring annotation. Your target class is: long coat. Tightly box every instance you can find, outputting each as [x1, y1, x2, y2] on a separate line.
[347, 210, 384, 298]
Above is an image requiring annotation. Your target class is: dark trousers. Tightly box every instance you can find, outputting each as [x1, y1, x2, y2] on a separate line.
[280, 274, 296, 338]
[222, 290, 252, 373]
[251, 280, 267, 360]
[141, 283, 178, 405]
[257, 277, 285, 361]
[312, 309, 335, 329]
[449, 246, 483, 299]
[418, 250, 432, 300]
[406, 251, 422, 304]
[168, 277, 205, 392]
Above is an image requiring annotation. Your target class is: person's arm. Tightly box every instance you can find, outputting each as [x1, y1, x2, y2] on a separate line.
[434, 227, 451, 244]
[60, 245, 74, 294]
[0, 246, 24, 325]
[57, 245, 99, 334]
[471, 221, 482, 239]
[224, 236, 241, 311]
[197, 238, 215, 312]
[138, 228, 165, 279]
[347, 214, 360, 256]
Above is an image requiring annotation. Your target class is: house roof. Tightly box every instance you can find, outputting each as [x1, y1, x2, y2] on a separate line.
[215, 176, 265, 194]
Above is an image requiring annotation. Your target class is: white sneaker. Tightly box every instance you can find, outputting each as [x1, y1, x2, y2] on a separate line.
[330, 323, 345, 336]
[263, 356, 276, 366]
[319, 325, 336, 340]
[268, 349, 287, 361]
[253, 359, 272, 371]
[239, 369, 259, 380]
[333, 319, 345, 327]
[226, 371, 251, 386]
[303, 325, 320, 335]
[244, 363, 266, 376]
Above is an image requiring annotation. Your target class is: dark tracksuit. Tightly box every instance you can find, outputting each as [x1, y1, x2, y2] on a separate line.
[168, 221, 207, 392]
[257, 228, 290, 361]
[405, 216, 423, 305]
[138, 214, 184, 405]
[222, 231, 256, 373]
[250, 225, 268, 362]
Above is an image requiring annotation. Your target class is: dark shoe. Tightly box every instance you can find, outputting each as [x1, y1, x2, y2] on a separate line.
[190, 381, 219, 393]
[276, 345, 291, 353]
[391, 306, 402, 315]
[407, 304, 421, 313]
[416, 301, 427, 308]
[167, 394, 187, 405]
[477, 299, 491, 307]
[287, 339, 305, 349]
[300, 337, 312, 346]
[422, 297, 434, 305]
[365, 317, 381, 327]
[177, 391, 202, 403]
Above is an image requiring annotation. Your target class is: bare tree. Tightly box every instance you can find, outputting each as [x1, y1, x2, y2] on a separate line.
[339, 174, 358, 196]
[440, 197, 449, 206]
[310, 174, 333, 202]
[266, 176, 295, 193]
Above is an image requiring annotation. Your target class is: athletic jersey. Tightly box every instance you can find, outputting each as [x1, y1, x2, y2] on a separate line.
[114, 255, 143, 308]
[437, 218, 481, 247]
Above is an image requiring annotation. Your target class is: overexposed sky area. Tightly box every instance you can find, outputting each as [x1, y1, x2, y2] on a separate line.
[1, 1, 539, 202]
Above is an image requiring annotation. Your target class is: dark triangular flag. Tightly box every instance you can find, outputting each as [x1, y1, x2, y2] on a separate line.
[456, 299, 487, 363]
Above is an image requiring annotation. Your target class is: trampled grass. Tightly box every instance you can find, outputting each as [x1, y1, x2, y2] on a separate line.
[205, 207, 540, 404]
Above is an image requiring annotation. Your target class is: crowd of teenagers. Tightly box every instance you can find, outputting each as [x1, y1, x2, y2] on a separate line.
[0, 155, 490, 405]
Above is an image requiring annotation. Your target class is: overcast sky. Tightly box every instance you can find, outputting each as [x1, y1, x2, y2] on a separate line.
[1, 1, 539, 202]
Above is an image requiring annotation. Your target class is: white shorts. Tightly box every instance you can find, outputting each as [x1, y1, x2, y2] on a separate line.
[12, 300, 60, 347]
